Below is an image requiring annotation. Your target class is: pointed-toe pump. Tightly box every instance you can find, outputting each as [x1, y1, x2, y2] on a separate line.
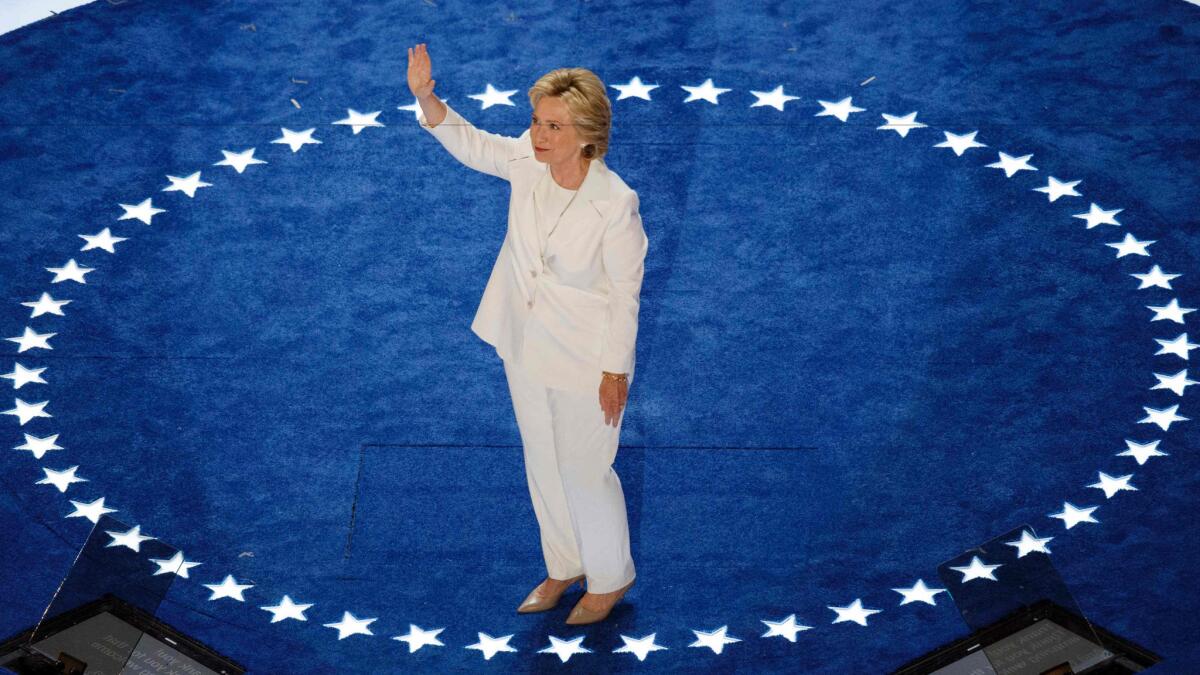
[565, 577, 636, 625]
[516, 574, 587, 614]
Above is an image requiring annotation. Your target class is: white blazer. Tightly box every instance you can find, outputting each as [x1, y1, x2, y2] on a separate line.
[418, 101, 648, 394]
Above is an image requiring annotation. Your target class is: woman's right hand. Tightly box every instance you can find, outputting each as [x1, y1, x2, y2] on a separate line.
[407, 43, 437, 100]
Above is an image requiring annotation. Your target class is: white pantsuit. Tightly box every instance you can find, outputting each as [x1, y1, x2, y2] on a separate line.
[418, 102, 647, 594]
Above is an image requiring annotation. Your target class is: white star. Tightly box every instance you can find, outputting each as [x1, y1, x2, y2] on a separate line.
[105, 524, 154, 551]
[1139, 404, 1188, 431]
[1156, 333, 1198, 361]
[815, 96, 865, 122]
[1106, 233, 1154, 258]
[3, 398, 52, 425]
[828, 599, 883, 626]
[1132, 265, 1180, 290]
[272, 127, 322, 152]
[7, 327, 56, 353]
[749, 85, 800, 112]
[203, 574, 254, 602]
[66, 497, 116, 523]
[613, 633, 668, 661]
[1118, 439, 1168, 465]
[261, 595, 314, 623]
[949, 556, 1003, 582]
[1073, 203, 1122, 229]
[986, 151, 1038, 177]
[332, 109, 384, 135]
[1147, 298, 1195, 324]
[611, 76, 659, 101]
[21, 292, 71, 318]
[1033, 176, 1081, 202]
[688, 625, 742, 653]
[892, 579, 947, 606]
[537, 635, 592, 663]
[46, 259, 94, 284]
[393, 624, 445, 653]
[322, 611, 375, 639]
[468, 83, 518, 109]
[37, 465, 87, 493]
[760, 614, 813, 640]
[1152, 369, 1198, 396]
[1005, 529, 1053, 557]
[79, 227, 128, 253]
[1088, 472, 1137, 499]
[162, 171, 213, 198]
[117, 198, 166, 225]
[397, 96, 449, 120]
[464, 632, 518, 660]
[15, 433, 62, 459]
[1049, 502, 1099, 529]
[3, 363, 47, 389]
[214, 148, 267, 173]
[681, 78, 731, 104]
[149, 551, 201, 578]
[877, 112, 927, 138]
[934, 130, 986, 156]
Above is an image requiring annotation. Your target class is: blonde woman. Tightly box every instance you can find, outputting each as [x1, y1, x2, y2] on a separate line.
[406, 44, 648, 625]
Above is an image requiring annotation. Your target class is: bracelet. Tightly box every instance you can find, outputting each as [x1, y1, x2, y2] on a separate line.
[602, 371, 628, 383]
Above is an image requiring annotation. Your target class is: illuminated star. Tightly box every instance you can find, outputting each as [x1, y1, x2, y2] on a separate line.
[986, 151, 1037, 177]
[614, 633, 669, 661]
[393, 624, 445, 653]
[332, 109, 384, 134]
[892, 579, 947, 606]
[688, 625, 742, 653]
[1049, 502, 1099, 529]
[37, 465, 87, 493]
[468, 83, 518, 109]
[1005, 529, 1053, 557]
[117, 198, 166, 225]
[464, 632, 518, 660]
[204, 575, 254, 602]
[1118, 439, 1167, 465]
[1088, 472, 1137, 499]
[66, 497, 116, 523]
[396, 96, 449, 120]
[1132, 265, 1180, 290]
[1147, 299, 1195, 324]
[214, 148, 267, 173]
[815, 96, 865, 122]
[7, 327, 55, 352]
[537, 635, 592, 663]
[1073, 203, 1122, 229]
[611, 76, 660, 101]
[828, 599, 883, 625]
[3, 363, 47, 389]
[1106, 233, 1154, 258]
[105, 524, 154, 552]
[15, 433, 62, 459]
[1033, 176, 1081, 202]
[3, 398, 52, 425]
[46, 259, 94, 284]
[749, 85, 800, 112]
[261, 595, 314, 623]
[1138, 404, 1188, 431]
[272, 127, 322, 152]
[934, 130, 986, 156]
[150, 551, 202, 578]
[877, 112, 927, 137]
[1155, 333, 1198, 361]
[162, 171, 213, 198]
[21, 292, 71, 318]
[760, 614, 812, 640]
[323, 612, 375, 639]
[681, 78, 731, 104]
[1152, 369, 1198, 396]
[79, 228, 128, 253]
[948, 556, 1002, 582]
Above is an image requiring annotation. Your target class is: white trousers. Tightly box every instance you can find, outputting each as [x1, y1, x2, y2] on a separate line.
[503, 357, 637, 594]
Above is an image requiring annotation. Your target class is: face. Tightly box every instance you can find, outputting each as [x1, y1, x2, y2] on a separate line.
[531, 96, 584, 166]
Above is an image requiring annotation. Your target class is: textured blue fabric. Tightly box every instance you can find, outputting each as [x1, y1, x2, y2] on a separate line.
[1, 0, 1197, 672]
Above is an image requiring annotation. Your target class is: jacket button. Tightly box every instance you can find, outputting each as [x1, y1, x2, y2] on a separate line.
[530, 270, 537, 278]
[527, 300, 534, 308]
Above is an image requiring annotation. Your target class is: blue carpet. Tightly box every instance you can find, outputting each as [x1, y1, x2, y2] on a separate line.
[2, 0, 1198, 672]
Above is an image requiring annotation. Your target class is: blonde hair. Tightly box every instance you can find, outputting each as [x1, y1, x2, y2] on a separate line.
[527, 68, 611, 161]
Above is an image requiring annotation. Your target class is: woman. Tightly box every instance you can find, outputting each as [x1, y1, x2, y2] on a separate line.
[406, 43, 648, 625]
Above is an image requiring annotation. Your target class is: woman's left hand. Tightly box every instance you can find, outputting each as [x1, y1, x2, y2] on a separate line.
[599, 373, 629, 427]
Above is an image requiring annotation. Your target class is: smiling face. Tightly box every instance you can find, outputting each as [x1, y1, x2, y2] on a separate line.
[530, 95, 585, 167]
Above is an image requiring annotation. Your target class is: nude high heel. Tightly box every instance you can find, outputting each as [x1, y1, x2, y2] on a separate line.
[516, 574, 587, 614]
[565, 576, 635, 625]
